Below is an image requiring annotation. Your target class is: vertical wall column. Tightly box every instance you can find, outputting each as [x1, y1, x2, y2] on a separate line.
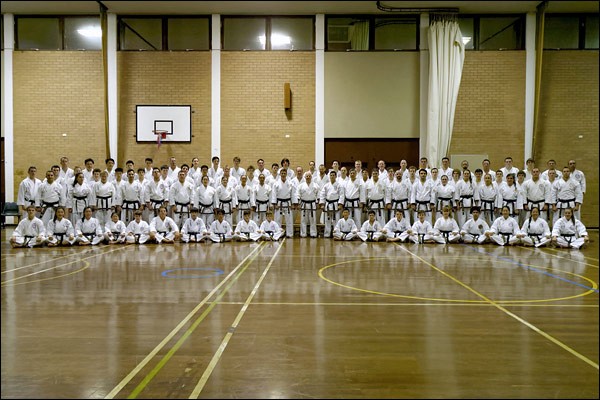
[315, 14, 325, 166]
[107, 13, 118, 165]
[524, 12, 536, 166]
[419, 13, 430, 158]
[2, 14, 15, 211]
[211, 14, 221, 159]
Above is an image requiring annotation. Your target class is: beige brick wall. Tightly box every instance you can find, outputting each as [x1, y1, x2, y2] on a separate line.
[536, 51, 599, 227]
[451, 51, 526, 170]
[12, 51, 105, 193]
[221, 52, 315, 171]
[117, 52, 211, 169]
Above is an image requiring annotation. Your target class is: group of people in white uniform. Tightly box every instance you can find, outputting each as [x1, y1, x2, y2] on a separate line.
[9, 154, 590, 249]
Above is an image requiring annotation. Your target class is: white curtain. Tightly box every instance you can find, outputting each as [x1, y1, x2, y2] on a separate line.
[351, 21, 369, 50]
[426, 16, 465, 167]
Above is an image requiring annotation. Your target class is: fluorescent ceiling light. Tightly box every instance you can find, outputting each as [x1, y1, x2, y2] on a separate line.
[77, 26, 102, 38]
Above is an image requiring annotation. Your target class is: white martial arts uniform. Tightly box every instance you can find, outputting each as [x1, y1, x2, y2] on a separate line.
[233, 219, 261, 242]
[520, 216, 551, 247]
[488, 216, 521, 246]
[333, 217, 358, 241]
[552, 216, 588, 249]
[383, 216, 411, 242]
[11, 216, 46, 247]
[297, 180, 320, 238]
[271, 178, 297, 238]
[259, 219, 284, 241]
[460, 217, 490, 244]
[432, 216, 461, 244]
[125, 219, 150, 244]
[209, 219, 233, 242]
[319, 180, 343, 238]
[75, 217, 104, 245]
[91, 180, 118, 227]
[104, 220, 127, 244]
[358, 219, 384, 242]
[408, 219, 435, 244]
[46, 217, 76, 246]
[181, 216, 209, 243]
[149, 216, 179, 243]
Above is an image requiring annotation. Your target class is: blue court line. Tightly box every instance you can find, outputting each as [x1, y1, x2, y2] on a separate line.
[461, 244, 599, 294]
[161, 267, 225, 279]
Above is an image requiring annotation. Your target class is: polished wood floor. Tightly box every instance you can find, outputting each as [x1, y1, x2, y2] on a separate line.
[1, 227, 598, 399]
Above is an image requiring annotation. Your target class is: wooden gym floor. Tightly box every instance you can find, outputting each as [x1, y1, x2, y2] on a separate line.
[1, 227, 598, 399]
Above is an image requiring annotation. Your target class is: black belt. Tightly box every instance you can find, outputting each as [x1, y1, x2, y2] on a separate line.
[436, 197, 453, 209]
[238, 199, 251, 209]
[277, 198, 292, 210]
[264, 230, 275, 239]
[439, 229, 452, 243]
[557, 198, 576, 218]
[344, 198, 359, 208]
[499, 231, 513, 245]
[41, 201, 59, 214]
[157, 230, 168, 236]
[391, 198, 409, 210]
[175, 202, 190, 219]
[415, 200, 430, 211]
[83, 232, 96, 241]
[528, 233, 541, 245]
[503, 199, 517, 216]
[199, 202, 214, 214]
[561, 233, 575, 244]
[393, 230, 405, 238]
[219, 199, 233, 213]
[73, 195, 88, 212]
[122, 200, 139, 209]
[255, 199, 269, 213]
[187, 231, 199, 241]
[480, 199, 495, 211]
[96, 195, 112, 210]
[54, 232, 66, 242]
[134, 233, 141, 244]
[527, 199, 544, 207]
[24, 235, 35, 246]
[368, 199, 385, 208]
[24, 198, 35, 205]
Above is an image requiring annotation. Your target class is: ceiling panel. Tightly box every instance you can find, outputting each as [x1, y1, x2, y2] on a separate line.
[1, 1, 597, 15]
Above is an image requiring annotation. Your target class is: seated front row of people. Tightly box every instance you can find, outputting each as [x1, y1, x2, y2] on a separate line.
[9, 205, 589, 249]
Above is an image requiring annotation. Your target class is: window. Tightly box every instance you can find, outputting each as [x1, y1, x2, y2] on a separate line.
[544, 14, 599, 50]
[65, 17, 102, 50]
[222, 16, 314, 50]
[118, 16, 210, 51]
[168, 18, 210, 50]
[458, 15, 525, 50]
[16, 17, 61, 50]
[326, 15, 418, 51]
[16, 16, 102, 50]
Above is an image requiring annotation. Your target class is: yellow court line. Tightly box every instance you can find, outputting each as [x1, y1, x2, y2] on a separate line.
[104, 242, 267, 399]
[1, 247, 101, 274]
[125, 241, 272, 399]
[189, 239, 286, 399]
[1, 246, 129, 285]
[318, 257, 597, 304]
[216, 301, 599, 307]
[5, 261, 91, 286]
[395, 244, 599, 370]
[536, 247, 599, 268]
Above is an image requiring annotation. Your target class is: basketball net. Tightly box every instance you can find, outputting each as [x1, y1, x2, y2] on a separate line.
[153, 130, 168, 149]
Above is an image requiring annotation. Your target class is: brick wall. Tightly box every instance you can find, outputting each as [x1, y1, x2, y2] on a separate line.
[536, 50, 599, 227]
[117, 52, 211, 169]
[220, 52, 315, 171]
[451, 51, 526, 170]
[12, 51, 105, 192]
